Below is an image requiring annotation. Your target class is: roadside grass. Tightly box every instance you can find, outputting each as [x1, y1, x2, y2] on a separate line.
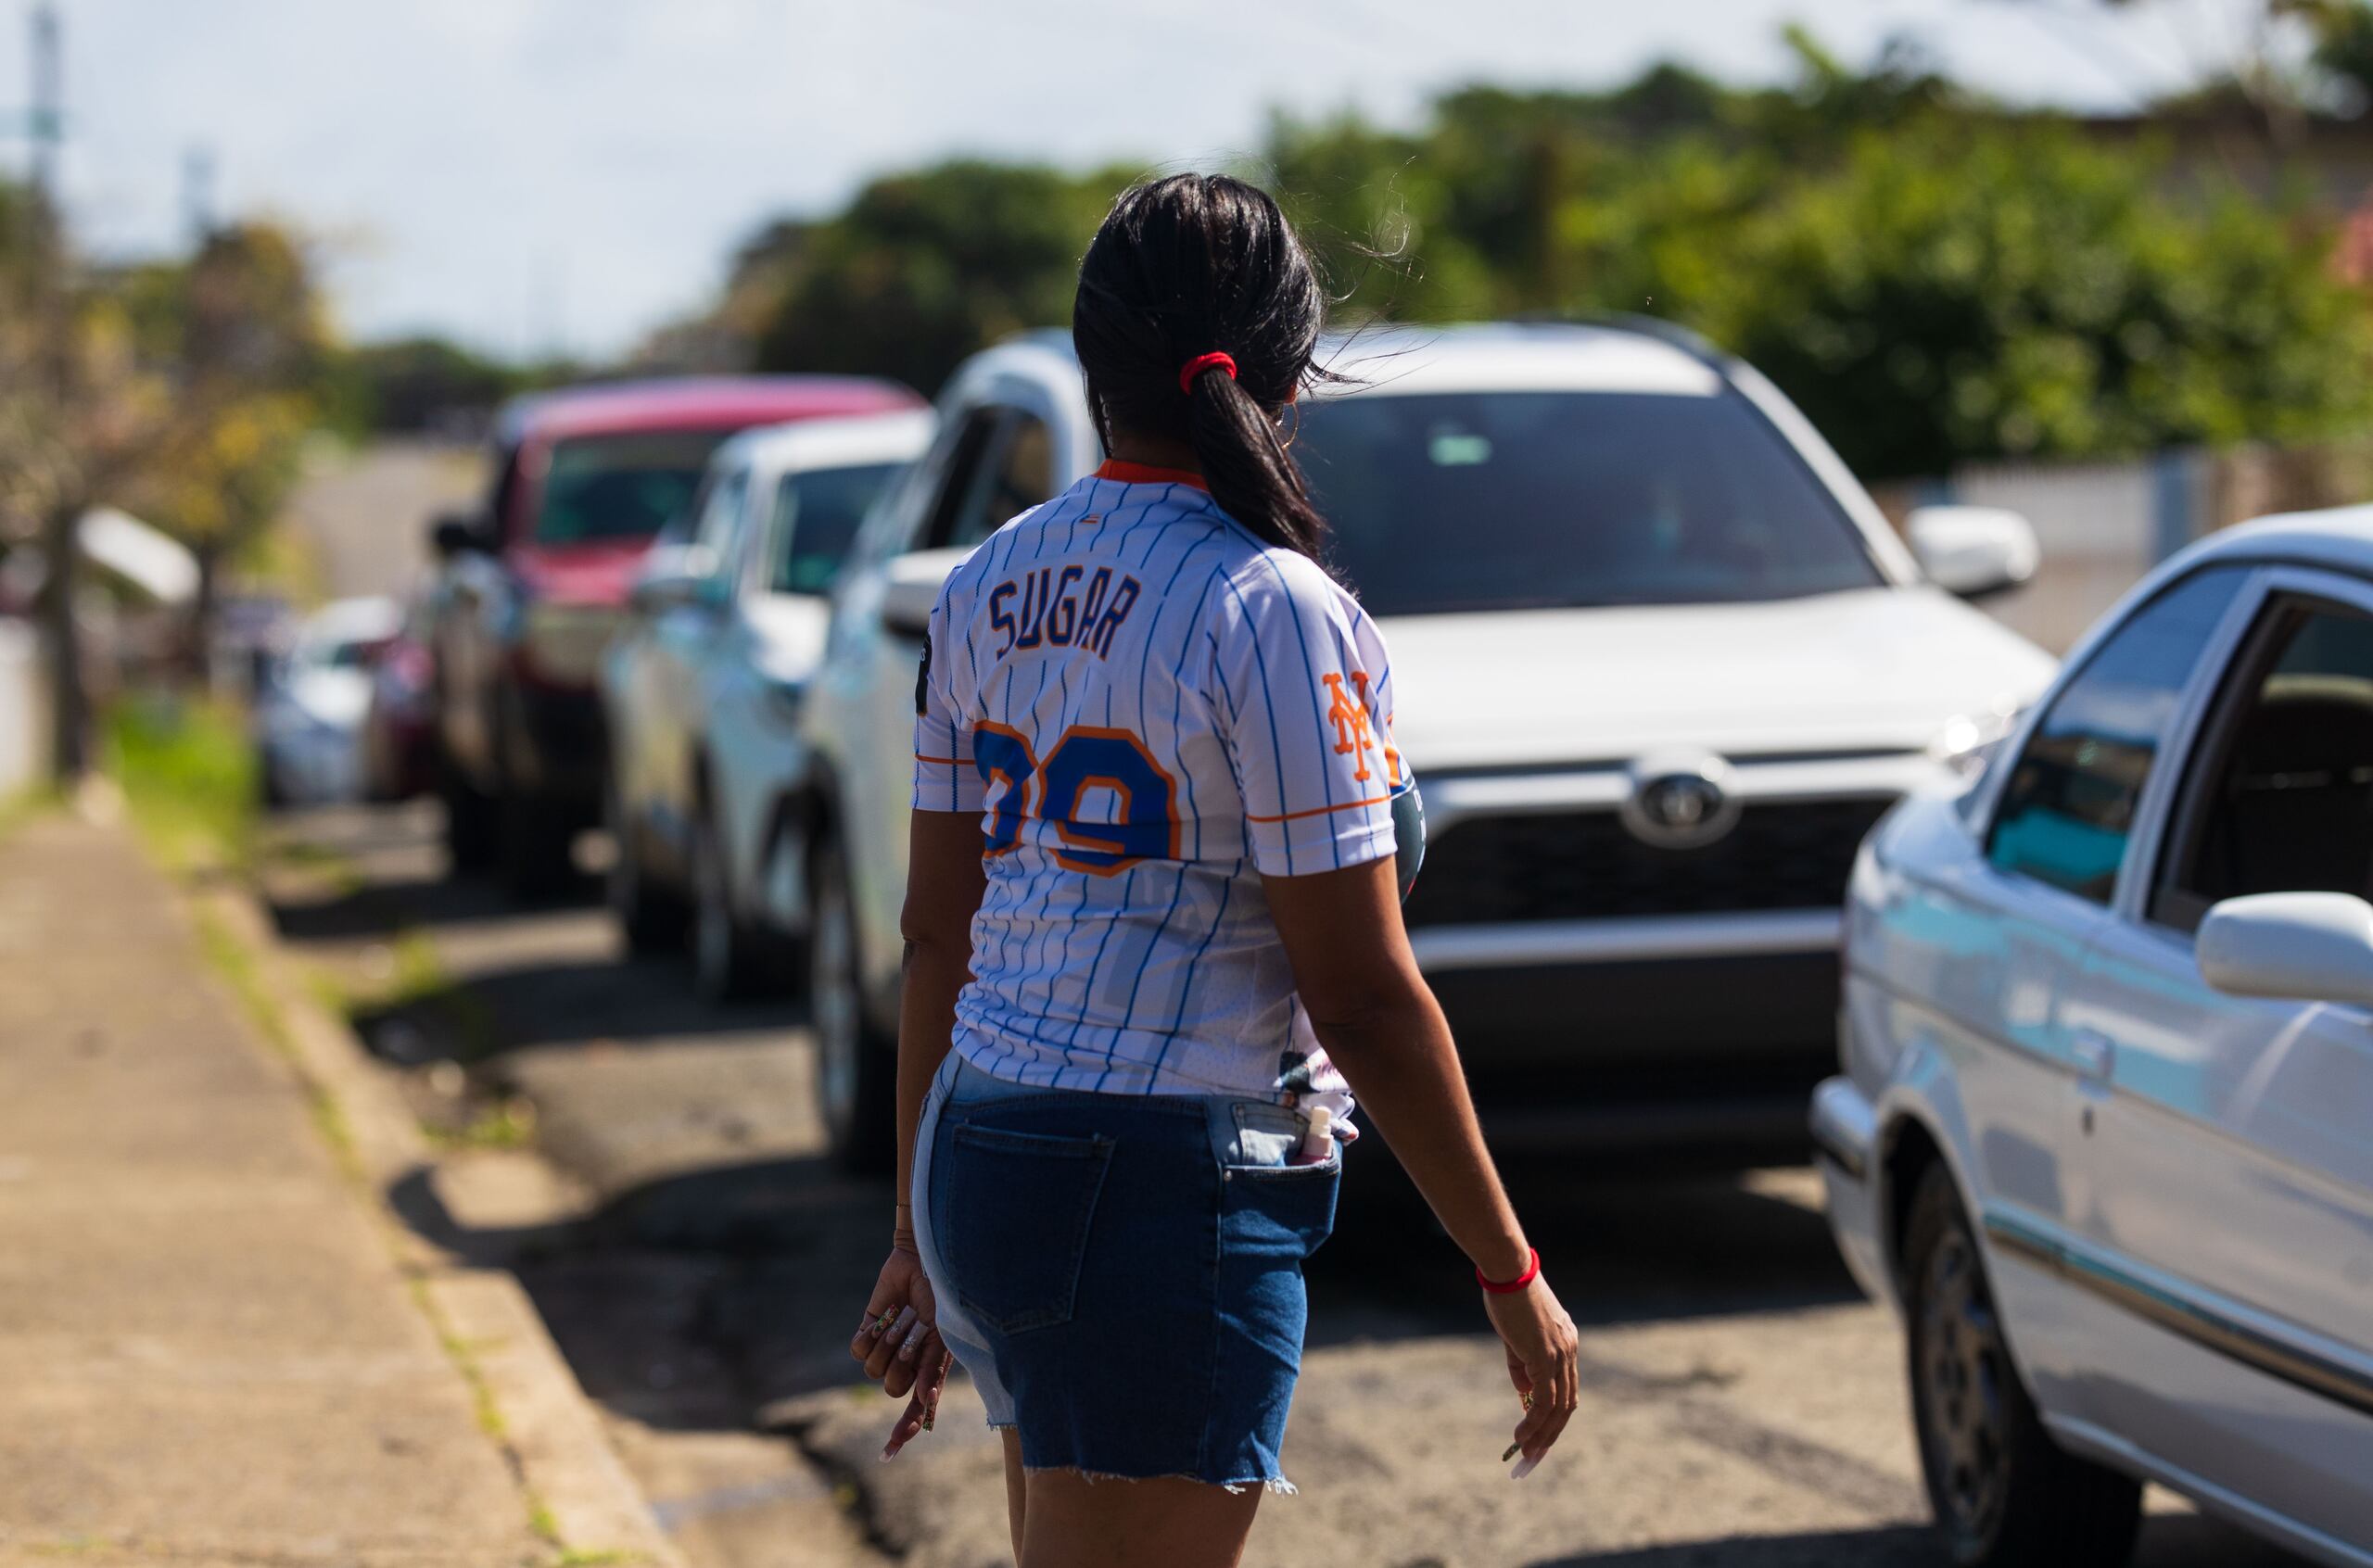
[106, 692, 258, 875]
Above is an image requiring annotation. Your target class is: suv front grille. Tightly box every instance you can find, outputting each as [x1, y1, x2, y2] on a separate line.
[1402, 797, 1895, 927]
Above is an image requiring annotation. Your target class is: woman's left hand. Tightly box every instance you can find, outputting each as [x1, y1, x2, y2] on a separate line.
[850, 1246, 949, 1458]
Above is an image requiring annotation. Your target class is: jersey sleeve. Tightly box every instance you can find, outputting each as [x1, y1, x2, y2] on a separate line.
[911, 579, 984, 815]
[1204, 553, 1401, 878]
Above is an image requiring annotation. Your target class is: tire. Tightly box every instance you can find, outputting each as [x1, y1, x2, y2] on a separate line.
[811, 831, 895, 1174]
[606, 778, 685, 955]
[691, 798, 770, 1002]
[439, 754, 498, 874]
[497, 782, 577, 900]
[1903, 1163, 2142, 1568]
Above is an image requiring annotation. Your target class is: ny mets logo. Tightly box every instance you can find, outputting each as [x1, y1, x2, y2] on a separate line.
[1322, 672, 1377, 782]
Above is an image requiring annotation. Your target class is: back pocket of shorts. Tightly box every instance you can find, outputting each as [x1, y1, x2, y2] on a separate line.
[942, 1123, 1114, 1335]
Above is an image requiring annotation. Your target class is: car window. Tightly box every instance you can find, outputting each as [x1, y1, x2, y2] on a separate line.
[927, 407, 1054, 550]
[769, 462, 905, 596]
[918, 408, 1005, 550]
[532, 429, 736, 546]
[689, 469, 750, 575]
[1986, 566, 2251, 904]
[1297, 390, 1883, 615]
[2151, 595, 2373, 932]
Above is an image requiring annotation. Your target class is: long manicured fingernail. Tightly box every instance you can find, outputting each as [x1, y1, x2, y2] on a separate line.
[1510, 1454, 1541, 1481]
[1501, 1441, 1521, 1463]
[880, 1446, 895, 1463]
[899, 1322, 928, 1361]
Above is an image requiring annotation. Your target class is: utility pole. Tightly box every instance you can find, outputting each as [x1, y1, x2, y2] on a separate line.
[28, 1, 83, 783]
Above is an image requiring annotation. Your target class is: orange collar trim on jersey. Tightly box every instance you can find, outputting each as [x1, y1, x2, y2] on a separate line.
[1094, 460, 1210, 491]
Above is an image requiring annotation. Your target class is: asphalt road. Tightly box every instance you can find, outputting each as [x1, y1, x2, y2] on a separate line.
[253, 802, 2301, 1568]
[266, 444, 2301, 1568]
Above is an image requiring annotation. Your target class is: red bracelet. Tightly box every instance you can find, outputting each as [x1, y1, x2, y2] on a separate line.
[1477, 1246, 1540, 1295]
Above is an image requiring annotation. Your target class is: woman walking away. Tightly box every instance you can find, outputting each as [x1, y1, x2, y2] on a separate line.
[849, 172, 1580, 1568]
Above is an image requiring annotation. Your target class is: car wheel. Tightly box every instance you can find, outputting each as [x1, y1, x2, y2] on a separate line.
[691, 801, 768, 1002]
[605, 778, 685, 955]
[1904, 1163, 2142, 1568]
[811, 831, 894, 1174]
[497, 784, 576, 900]
[438, 755, 497, 874]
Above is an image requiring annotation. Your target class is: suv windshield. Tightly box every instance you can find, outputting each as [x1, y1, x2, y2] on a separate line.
[533, 429, 735, 545]
[1296, 390, 1883, 616]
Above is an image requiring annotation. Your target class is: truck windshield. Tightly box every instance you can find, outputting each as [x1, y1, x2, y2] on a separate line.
[1296, 390, 1884, 616]
[534, 430, 734, 545]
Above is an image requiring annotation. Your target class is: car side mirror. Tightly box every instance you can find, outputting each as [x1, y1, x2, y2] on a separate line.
[430, 511, 491, 559]
[628, 543, 733, 615]
[2198, 891, 2373, 1010]
[1907, 506, 2040, 601]
[880, 548, 971, 640]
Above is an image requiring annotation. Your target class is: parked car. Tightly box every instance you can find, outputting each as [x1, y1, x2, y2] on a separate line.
[793, 322, 2056, 1170]
[602, 409, 933, 998]
[256, 596, 402, 807]
[1814, 510, 2373, 1567]
[423, 376, 921, 895]
[361, 588, 438, 803]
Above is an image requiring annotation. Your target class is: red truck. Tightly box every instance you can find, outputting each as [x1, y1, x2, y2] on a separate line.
[424, 377, 920, 895]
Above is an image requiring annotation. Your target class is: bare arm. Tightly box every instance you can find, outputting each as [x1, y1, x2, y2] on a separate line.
[1264, 854, 1580, 1463]
[849, 807, 986, 1458]
[894, 808, 990, 1220]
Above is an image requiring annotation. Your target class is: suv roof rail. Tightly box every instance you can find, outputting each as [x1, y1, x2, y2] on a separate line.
[1506, 310, 1732, 371]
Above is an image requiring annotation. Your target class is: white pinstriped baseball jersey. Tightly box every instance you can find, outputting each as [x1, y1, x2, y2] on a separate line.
[912, 461, 1403, 1101]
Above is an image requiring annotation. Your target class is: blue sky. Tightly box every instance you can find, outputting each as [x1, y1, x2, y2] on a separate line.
[0, 1, 2285, 358]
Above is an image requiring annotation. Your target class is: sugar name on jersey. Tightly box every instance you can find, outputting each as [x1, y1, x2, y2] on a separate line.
[987, 563, 1142, 661]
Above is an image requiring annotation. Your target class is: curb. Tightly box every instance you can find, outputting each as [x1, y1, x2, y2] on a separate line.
[197, 879, 685, 1568]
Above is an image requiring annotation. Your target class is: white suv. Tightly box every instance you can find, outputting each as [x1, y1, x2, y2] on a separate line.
[796, 322, 2056, 1170]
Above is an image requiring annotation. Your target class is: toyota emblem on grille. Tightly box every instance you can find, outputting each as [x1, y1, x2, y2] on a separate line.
[1620, 752, 1743, 850]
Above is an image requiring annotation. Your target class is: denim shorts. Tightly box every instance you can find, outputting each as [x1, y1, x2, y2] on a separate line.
[911, 1053, 1341, 1491]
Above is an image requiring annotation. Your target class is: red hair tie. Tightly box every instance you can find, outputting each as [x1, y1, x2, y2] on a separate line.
[1178, 351, 1237, 394]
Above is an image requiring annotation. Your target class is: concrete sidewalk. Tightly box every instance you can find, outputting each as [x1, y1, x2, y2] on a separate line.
[0, 814, 549, 1568]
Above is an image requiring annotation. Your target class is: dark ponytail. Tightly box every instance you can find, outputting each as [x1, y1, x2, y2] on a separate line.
[1073, 174, 1339, 559]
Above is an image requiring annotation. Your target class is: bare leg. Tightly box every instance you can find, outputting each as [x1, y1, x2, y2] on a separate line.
[1000, 1429, 1028, 1565]
[1019, 1470, 1263, 1568]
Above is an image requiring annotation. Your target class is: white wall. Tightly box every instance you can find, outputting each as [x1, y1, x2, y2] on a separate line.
[1949, 459, 2160, 654]
[0, 619, 48, 796]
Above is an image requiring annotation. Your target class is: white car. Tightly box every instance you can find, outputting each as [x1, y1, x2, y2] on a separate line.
[795, 322, 2055, 1170]
[1815, 512, 2373, 1566]
[257, 596, 402, 807]
[602, 410, 933, 998]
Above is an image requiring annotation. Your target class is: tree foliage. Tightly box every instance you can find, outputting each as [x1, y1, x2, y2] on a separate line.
[718, 39, 2372, 476]
[753, 161, 1127, 395]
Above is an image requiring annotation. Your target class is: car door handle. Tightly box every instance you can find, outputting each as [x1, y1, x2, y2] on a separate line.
[2072, 1030, 2116, 1083]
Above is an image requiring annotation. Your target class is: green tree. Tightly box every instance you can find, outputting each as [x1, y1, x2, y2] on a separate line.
[752, 160, 1124, 394]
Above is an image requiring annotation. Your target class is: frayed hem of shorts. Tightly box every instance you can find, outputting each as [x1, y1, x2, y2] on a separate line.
[1022, 1465, 1298, 1497]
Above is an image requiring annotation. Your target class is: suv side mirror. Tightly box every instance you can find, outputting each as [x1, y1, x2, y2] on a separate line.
[1908, 506, 2039, 601]
[430, 512, 491, 559]
[2199, 891, 2373, 1009]
[881, 548, 971, 640]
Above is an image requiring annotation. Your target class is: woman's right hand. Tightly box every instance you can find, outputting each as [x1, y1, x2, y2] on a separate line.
[1483, 1274, 1580, 1470]
[850, 1246, 949, 1458]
